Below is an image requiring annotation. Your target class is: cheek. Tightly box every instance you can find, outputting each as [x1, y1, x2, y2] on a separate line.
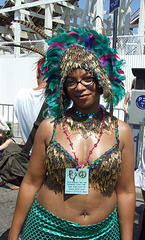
[92, 85, 99, 96]
[94, 83, 102, 95]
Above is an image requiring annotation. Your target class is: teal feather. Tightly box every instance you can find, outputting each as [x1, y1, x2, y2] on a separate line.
[49, 79, 60, 91]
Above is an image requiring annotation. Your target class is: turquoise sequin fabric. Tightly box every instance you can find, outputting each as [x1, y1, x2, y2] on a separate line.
[22, 198, 121, 239]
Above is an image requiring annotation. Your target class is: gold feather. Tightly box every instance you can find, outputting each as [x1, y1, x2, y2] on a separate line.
[14, 20, 50, 39]
[92, 15, 106, 36]
[5, 43, 46, 56]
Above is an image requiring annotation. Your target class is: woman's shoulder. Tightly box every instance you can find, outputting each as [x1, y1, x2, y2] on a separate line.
[34, 118, 56, 144]
[118, 119, 132, 132]
[105, 111, 133, 138]
[39, 117, 55, 130]
[117, 119, 133, 146]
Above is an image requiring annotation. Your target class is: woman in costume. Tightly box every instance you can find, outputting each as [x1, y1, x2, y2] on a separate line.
[8, 27, 135, 240]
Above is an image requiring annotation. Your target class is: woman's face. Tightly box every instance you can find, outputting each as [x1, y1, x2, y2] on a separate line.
[65, 68, 101, 113]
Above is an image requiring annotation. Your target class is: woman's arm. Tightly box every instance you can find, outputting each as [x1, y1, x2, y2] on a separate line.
[0, 138, 15, 151]
[8, 118, 54, 240]
[123, 91, 130, 118]
[115, 121, 135, 240]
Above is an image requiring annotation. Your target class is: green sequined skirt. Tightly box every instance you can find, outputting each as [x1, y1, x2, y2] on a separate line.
[22, 198, 121, 239]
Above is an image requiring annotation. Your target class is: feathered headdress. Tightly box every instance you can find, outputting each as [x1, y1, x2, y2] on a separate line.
[41, 27, 126, 118]
[8, 20, 126, 118]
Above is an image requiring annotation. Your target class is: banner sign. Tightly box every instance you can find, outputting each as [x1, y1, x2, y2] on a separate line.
[136, 95, 145, 110]
[109, 0, 120, 13]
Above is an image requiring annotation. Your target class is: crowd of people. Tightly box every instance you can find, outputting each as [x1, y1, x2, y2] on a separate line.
[0, 26, 144, 240]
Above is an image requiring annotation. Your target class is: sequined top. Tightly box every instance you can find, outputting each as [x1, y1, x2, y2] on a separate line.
[45, 113, 122, 192]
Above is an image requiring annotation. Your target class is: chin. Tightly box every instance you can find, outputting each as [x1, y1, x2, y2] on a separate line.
[70, 95, 100, 112]
[73, 103, 99, 113]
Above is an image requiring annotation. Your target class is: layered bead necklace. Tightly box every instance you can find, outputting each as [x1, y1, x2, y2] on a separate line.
[62, 107, 105, 169]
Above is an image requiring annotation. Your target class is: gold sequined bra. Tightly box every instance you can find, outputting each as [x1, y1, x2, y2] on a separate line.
[45, 115, 122, 193]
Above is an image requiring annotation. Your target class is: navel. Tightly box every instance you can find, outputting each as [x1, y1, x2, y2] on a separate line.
[83, 212, 87, 218]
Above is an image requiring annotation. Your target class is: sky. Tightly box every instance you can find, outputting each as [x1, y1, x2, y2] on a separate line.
[79, 0, 140, 18]
[0, 0, 5, 5]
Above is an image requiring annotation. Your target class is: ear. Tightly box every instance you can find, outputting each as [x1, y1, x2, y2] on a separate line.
[98, 86, 103, 95]
[95, 79, 103, 95]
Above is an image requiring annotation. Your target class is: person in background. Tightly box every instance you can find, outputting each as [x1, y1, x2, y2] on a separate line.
[0, 112, 10, 131]
[123, 77, 136, 122]
[0, 122, 15, 154]
[14, 57, 46, 144]
[0, 112, 10, 146]
[0, 121, 17, 189]
[0, 113, 15, 154]
[8, 28, 135, 240]
[0, 58, 45, 189]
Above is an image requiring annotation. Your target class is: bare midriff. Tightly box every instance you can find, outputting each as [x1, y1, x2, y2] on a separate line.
[36, 177, 117, 225]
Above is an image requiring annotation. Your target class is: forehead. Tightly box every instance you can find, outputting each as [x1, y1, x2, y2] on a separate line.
[60, 44, 98, 79]
[67, 68, 91, 78]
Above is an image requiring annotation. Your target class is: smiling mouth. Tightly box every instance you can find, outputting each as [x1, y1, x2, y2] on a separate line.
[76, 93, 90, 97]
[76, 94, 90, 98]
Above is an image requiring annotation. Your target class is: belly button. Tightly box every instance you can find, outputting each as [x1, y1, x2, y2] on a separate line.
[83, 212, 87, 218]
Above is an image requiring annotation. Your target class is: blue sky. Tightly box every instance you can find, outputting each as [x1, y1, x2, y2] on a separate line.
[1, 0, 140, 19]
[1, 0, 5, 5]
[79, 0, 140, 16]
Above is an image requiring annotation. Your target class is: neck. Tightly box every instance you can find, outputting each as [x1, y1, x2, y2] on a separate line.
[73, 104, 101, 115]
[62, 105, 105, 140]
[33, 82, 46, 91]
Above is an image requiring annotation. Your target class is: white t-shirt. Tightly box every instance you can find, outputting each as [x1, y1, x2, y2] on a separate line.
[14, 88, 45, 143]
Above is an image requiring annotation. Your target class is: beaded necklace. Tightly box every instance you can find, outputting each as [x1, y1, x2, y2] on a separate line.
[61, 107, 104, 139]
[62, 108, 105, 169]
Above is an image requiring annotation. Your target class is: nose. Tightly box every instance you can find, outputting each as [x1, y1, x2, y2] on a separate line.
[75, 81, 85, 91]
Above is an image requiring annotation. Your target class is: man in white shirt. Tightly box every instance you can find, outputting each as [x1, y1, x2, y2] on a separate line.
[14, 58, 47, 144]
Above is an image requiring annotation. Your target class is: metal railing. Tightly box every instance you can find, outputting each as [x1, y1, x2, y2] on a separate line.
[113, 107, 125, 121]
[109, 35, 145, 55]
[0, 35, 145, 56]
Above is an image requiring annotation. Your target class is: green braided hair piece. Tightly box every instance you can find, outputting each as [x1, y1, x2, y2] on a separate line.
[41, 27, 126, 118]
